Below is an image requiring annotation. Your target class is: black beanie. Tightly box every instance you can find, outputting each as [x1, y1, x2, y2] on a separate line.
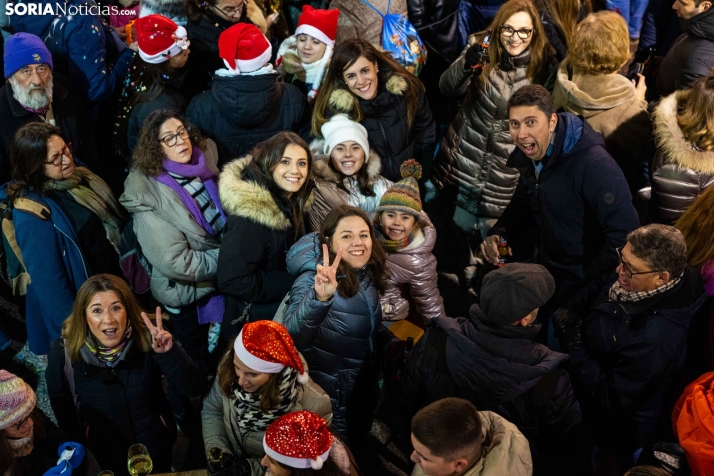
[480, 263, 555, 325]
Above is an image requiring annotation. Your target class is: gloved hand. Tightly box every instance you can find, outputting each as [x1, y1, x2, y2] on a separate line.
[553, 308, 584, 351]
[58, 442, 85, 469]
[43, 462, 72, 476]
[463, 43, 488, 73]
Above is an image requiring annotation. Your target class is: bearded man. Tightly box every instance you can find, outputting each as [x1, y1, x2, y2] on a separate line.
[0, 32, 96, 183]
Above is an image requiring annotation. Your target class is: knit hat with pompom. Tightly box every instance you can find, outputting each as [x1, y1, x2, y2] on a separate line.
[376, 159, 422, 217]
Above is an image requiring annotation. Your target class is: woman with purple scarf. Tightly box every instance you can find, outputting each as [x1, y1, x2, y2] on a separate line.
[119, 109, 224, 440]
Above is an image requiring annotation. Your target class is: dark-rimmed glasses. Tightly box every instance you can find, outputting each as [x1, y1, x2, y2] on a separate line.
[44, 142, 72, 166]
[160, 127, 190, 147]
[616, 246, 663, 279]
[500, 26, 533, 39]
[210, 0, 245, 18]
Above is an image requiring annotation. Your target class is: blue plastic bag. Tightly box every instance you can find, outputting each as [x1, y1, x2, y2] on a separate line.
[361, 0, 427, 75]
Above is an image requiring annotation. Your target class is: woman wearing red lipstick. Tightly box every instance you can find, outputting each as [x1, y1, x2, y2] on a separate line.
[3, 123, 125, 356]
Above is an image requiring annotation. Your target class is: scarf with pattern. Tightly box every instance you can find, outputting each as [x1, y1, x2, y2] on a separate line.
[44, 166, 125, 251]
[232, 367, 299, 434]
[374, 223, 414, 252]
[608, 274, 682, 302]
[7, 428, 33, 457]
[84, 320, 133, 364]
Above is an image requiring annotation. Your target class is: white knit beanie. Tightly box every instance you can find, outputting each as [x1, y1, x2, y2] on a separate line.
[320, 114, 370, 158]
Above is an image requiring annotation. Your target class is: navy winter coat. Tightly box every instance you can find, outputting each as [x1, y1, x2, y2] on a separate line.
[283, 232, 382, 440]
[186, 72, 307, 164]
[46, 339, 207, 476]
[491, 113, 640, 308]
[10, 0, 135, 105]
[569, 268, 710, 449]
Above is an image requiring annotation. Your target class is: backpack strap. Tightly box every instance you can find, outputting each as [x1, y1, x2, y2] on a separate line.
[360, 0, 389, 18]
[13, 197, 51, 220]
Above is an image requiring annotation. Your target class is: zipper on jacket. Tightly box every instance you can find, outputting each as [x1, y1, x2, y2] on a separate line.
[54, 224, 90, 279]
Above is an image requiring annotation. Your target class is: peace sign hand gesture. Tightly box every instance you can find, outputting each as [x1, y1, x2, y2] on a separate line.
[141, 307, 173, 353]
[315, 244, 343, 302]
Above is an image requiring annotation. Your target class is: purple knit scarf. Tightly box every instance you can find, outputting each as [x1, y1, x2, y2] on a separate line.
[155, 147, 226, 323]
[21, 104, 49, 116]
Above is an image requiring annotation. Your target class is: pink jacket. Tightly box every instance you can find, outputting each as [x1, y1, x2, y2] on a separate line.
[381, 213, 445, 321]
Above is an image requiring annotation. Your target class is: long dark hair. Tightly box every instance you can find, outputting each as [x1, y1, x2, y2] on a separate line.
[245, 132, 314, 238]
[312, 39, 425, 137]
[0, 408, 47, 475]
[319, 205, 387, 298]
[7, 123, 65, 201]
[324, 151, 376, 197]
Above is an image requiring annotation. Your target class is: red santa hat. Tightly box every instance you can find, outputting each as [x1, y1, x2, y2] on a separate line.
[136, 14, 189, 64]
[218, 23, 272, 74]
[263, 411, 334, 470]
[234, 320, 308, 383]
[295, 6, 339, 47]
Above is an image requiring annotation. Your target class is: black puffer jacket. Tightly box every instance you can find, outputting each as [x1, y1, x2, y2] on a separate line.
[403, 310, 581, 440]
[186, 72, 306, 164]
[650, 90, 714, 224]
[326, 74, 435, 182]
[283, 232, 382, 442]
[217, 157, 307, 335]
[659, 7, 714, 96]
[406, 0, 462, 64]
[45, 339, 207, 476]
[569, 268, 710, 449]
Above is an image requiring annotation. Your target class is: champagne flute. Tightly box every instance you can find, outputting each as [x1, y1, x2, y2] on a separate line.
[127, 444, 153, 476]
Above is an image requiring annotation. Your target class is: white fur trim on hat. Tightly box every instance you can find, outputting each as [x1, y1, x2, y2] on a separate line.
[320, 114, 370, 158]
[234, 329, 285, 374]
[295, 24, 334, 47]
[138, 25, 189, 64]
[263, 435, 332, 469]
[222, 44, 272, 75]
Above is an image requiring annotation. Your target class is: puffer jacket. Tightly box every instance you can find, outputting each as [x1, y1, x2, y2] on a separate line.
[46, 338, 206, 476]
[119, 144, 221, 308]
[433, 39, 556, 219]
[650, 90, 714, 224]
[217, 157, 310, 327]
[553, 59, 654, 195]
[186, 71, 307, 164]
[326, 74, 435, 182]
[307, 142, 393, 232]
[283, 232, 382, 438]
[380, 214, 444, 321]
[201, 356, 332, 458]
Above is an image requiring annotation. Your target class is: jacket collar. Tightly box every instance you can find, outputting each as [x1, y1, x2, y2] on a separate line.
[654, 90, 714, 174]
[507, 113, 584, 173]
[327, 73, 409, 115]
[6, 77, 67, 118]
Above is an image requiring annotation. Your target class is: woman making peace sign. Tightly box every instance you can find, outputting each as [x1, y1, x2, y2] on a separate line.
[283, 205, 387, 449]
[45, 274, 207, 476]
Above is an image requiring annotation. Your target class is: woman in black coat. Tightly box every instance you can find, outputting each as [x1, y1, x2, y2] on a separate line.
[45, 274, 206, 476]
[217, 132, 314, 339]
[312, 39, 436, 182]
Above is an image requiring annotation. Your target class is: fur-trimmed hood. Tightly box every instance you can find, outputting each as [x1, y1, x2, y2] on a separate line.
[219, 156, 313, 230]
[328, 74, 409, 114]
[654, 90, 714, 174]
[309, 137, 384, 183]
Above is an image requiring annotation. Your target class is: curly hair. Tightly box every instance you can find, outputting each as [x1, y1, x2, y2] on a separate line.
[131, 109, 207, 177]
[568, 11, 630, 75]
[675, 76, 714, 152]
[676, 184, 714, 270]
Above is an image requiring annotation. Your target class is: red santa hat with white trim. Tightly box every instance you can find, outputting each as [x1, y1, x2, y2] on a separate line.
[136, 14, 189, 64]
[263, 411, 334, 470]
[218, 23, 272, 75]
[234, 320, 308, 383]
[295, 5, 339, 47]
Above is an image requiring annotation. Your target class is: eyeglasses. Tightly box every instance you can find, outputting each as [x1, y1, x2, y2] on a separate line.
[500, 26, 533, 39]
[44, 142, 72, 166]
[160, 127, 191, 147]
[210, 0, 245, 18]
[14, 414, 31, 430]
[615, 247, 663, 279]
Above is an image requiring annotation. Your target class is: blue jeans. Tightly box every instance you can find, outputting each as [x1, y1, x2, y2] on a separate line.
[607, 0, 650, 39]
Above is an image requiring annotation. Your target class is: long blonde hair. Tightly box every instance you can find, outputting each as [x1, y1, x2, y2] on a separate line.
[542, 0, 591, 48]
[675, 184, 714, 270]
[676, 76, 714, 152]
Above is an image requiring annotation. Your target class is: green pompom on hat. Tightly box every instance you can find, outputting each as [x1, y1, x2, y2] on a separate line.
[376, 159, 422, 217]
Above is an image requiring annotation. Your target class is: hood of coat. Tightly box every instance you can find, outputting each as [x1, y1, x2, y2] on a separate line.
[310, 139, 384, 184]
[553, 59, 638, 117]
[470, 411, 533, 476]
[327, 74, 409, 116]
[654, 90, 714, 174]
[219, 156, 309, 230]
[210, 73, 282, 127]
[682, 6, 714, 41]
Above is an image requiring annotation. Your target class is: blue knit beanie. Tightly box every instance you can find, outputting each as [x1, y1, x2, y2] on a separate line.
[4, 33, 53, 79]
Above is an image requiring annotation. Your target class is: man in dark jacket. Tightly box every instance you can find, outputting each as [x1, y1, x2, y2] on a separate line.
[658, 0, 714, 96]
[482, 85, 640, 314]
[403, 263, 587, 473]
[186, 23, 307, 164]
[0, 33, 98, 183]
[554, 224, 710, 475]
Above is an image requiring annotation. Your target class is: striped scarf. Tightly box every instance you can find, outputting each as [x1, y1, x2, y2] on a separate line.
[374, 223, 414, 252]
[608, 275, 682, 303]
[232, 368, 299, 434]
[84, 320, 133, 364]
[168, 172, 225, 235]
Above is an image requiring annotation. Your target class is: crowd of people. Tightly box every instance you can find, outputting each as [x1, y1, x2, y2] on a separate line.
[0, 0, 713, 475]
